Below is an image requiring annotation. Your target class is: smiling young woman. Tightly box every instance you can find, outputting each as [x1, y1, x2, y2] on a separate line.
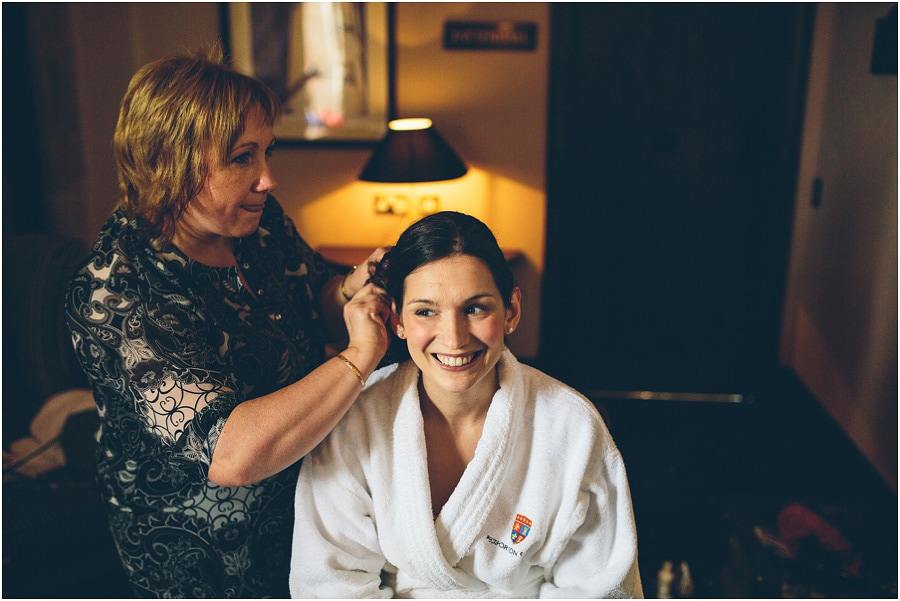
[290, 211, 644, 599]
[397, 254, 520, 412]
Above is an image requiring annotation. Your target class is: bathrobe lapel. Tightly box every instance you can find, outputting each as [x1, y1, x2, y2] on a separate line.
[391, 366, 472, 590]
[395, 353, 523, 570]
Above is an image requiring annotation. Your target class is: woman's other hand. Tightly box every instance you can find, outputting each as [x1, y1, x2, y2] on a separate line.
[342, 281, 391, 369]
[343, 246, 391, 298]
[324, 246, 391, 343]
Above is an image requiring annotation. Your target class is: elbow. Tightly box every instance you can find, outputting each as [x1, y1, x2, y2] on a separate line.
[206, 411, 267, 487]
[206, 463, 246, 486]
[207, 453, 259, 488]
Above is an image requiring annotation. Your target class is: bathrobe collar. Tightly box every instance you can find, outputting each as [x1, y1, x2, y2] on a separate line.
[394, 349, 523, 575]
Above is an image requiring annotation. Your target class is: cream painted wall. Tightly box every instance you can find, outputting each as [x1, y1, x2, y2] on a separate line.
[274, 2, 550, 359]
[781, 3, 897, 490]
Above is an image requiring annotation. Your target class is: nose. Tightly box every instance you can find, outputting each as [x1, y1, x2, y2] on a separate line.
[440, 313, 469, 350]
[256, 161, 277, 193]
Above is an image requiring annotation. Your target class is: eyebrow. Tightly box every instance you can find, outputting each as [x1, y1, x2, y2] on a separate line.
[406, 293, 495, 306]
[232, 137, 277, 153]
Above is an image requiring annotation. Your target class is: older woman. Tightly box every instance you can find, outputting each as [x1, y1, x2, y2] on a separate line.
[65, 48, 391, 597]
[290, 212, 643, 598]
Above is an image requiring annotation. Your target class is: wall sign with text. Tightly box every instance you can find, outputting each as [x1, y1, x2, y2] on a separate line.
[443, 21, 537, 51]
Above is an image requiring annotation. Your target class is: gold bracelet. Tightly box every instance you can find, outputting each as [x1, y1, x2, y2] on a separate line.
[335, 353, 366, 388]
[340, 265, 357, 301]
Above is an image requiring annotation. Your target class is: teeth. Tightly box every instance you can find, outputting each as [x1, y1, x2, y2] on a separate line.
[436, 354, 474, 367]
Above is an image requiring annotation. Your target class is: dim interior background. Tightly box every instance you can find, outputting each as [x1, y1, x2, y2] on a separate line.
[3, 2, 896, 598]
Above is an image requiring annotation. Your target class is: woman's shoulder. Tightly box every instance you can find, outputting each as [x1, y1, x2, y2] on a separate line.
[365, 360, 402, 385]
[70, 212, 202, 322]
[81, 211, 192, 281]
[506, 354, 612, 443]
[335, 361, 414, 423]
[75, 212, 143, 280]
[507, 355, 597, 414]
[358, 360, 416, 405]
[319, 360, 416, 456]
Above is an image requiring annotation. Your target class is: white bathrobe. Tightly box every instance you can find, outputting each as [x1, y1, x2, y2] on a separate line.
[290, 350, 643, 598]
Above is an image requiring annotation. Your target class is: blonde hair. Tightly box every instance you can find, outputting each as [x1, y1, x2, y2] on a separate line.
[113, 45, 280, 243]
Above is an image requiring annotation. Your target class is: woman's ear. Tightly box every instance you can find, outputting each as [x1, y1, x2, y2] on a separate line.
[505, 287, 523, 335]
[389, 301, 406, 339]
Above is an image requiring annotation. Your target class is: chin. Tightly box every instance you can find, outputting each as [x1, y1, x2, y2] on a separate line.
[235, 220, 263, 238]
[435, 368, 496, 394]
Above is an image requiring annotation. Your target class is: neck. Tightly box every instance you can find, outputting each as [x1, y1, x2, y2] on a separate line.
[172, 229, 237, 268]
[418, 372, 497, 431]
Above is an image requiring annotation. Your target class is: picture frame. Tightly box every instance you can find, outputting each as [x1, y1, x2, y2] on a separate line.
[224, 2, 393, 145]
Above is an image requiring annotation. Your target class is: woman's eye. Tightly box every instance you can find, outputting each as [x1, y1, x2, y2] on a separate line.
[466, 305, 487, 315]
[414, 308, 435, 317]
[265, 146, 275, 159]
[231, 153, 251, 164]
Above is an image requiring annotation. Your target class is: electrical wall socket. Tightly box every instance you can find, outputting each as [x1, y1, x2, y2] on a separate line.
[373, 194, 439, 216]
[373, 194, 409, 215]
[420, 196, 440, 214]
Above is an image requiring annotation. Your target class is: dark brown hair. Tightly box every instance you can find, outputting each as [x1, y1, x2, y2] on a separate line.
[383, 211, 516, 309]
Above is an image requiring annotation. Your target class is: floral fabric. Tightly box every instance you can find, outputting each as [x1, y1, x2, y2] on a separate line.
[66, 196, 336, 597]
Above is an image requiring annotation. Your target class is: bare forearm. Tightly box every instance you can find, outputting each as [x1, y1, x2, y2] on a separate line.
[321, 274, 350, 343]
[208, 347, 380, 486]
[209, 275, 391, 487]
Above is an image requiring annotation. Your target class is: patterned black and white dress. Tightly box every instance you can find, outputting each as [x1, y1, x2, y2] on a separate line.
[66, 196, 338, 597]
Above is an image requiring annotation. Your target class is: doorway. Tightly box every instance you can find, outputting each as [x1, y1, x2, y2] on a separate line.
[539, 4, 815, 401]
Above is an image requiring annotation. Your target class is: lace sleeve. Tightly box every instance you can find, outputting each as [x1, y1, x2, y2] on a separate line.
[67, 245, 240, 460]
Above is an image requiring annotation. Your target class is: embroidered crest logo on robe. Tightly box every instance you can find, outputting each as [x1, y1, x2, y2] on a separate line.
[511, 514, 532, 544]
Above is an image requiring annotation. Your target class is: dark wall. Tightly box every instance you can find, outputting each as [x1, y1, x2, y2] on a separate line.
[3, 3, 48, 236]
[540, 4, 815, 400]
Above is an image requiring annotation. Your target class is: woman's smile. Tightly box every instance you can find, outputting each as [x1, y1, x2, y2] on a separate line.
[399, 255, 519, 405]
[433, 350, 484, 368]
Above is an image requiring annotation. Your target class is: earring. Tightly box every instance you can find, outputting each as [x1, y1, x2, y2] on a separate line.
[506, 326, 515, 334]
[396, 324, 406, 339]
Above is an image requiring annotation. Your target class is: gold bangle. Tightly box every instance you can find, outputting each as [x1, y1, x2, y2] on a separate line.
[340, 265, 357, 301]
[335, 353, 365, 388]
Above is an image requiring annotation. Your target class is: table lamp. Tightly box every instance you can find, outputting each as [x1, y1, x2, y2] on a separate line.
[359, 118, 467, 183]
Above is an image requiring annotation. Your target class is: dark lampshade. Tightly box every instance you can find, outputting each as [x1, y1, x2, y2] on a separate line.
[359, 118, 468, 183]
